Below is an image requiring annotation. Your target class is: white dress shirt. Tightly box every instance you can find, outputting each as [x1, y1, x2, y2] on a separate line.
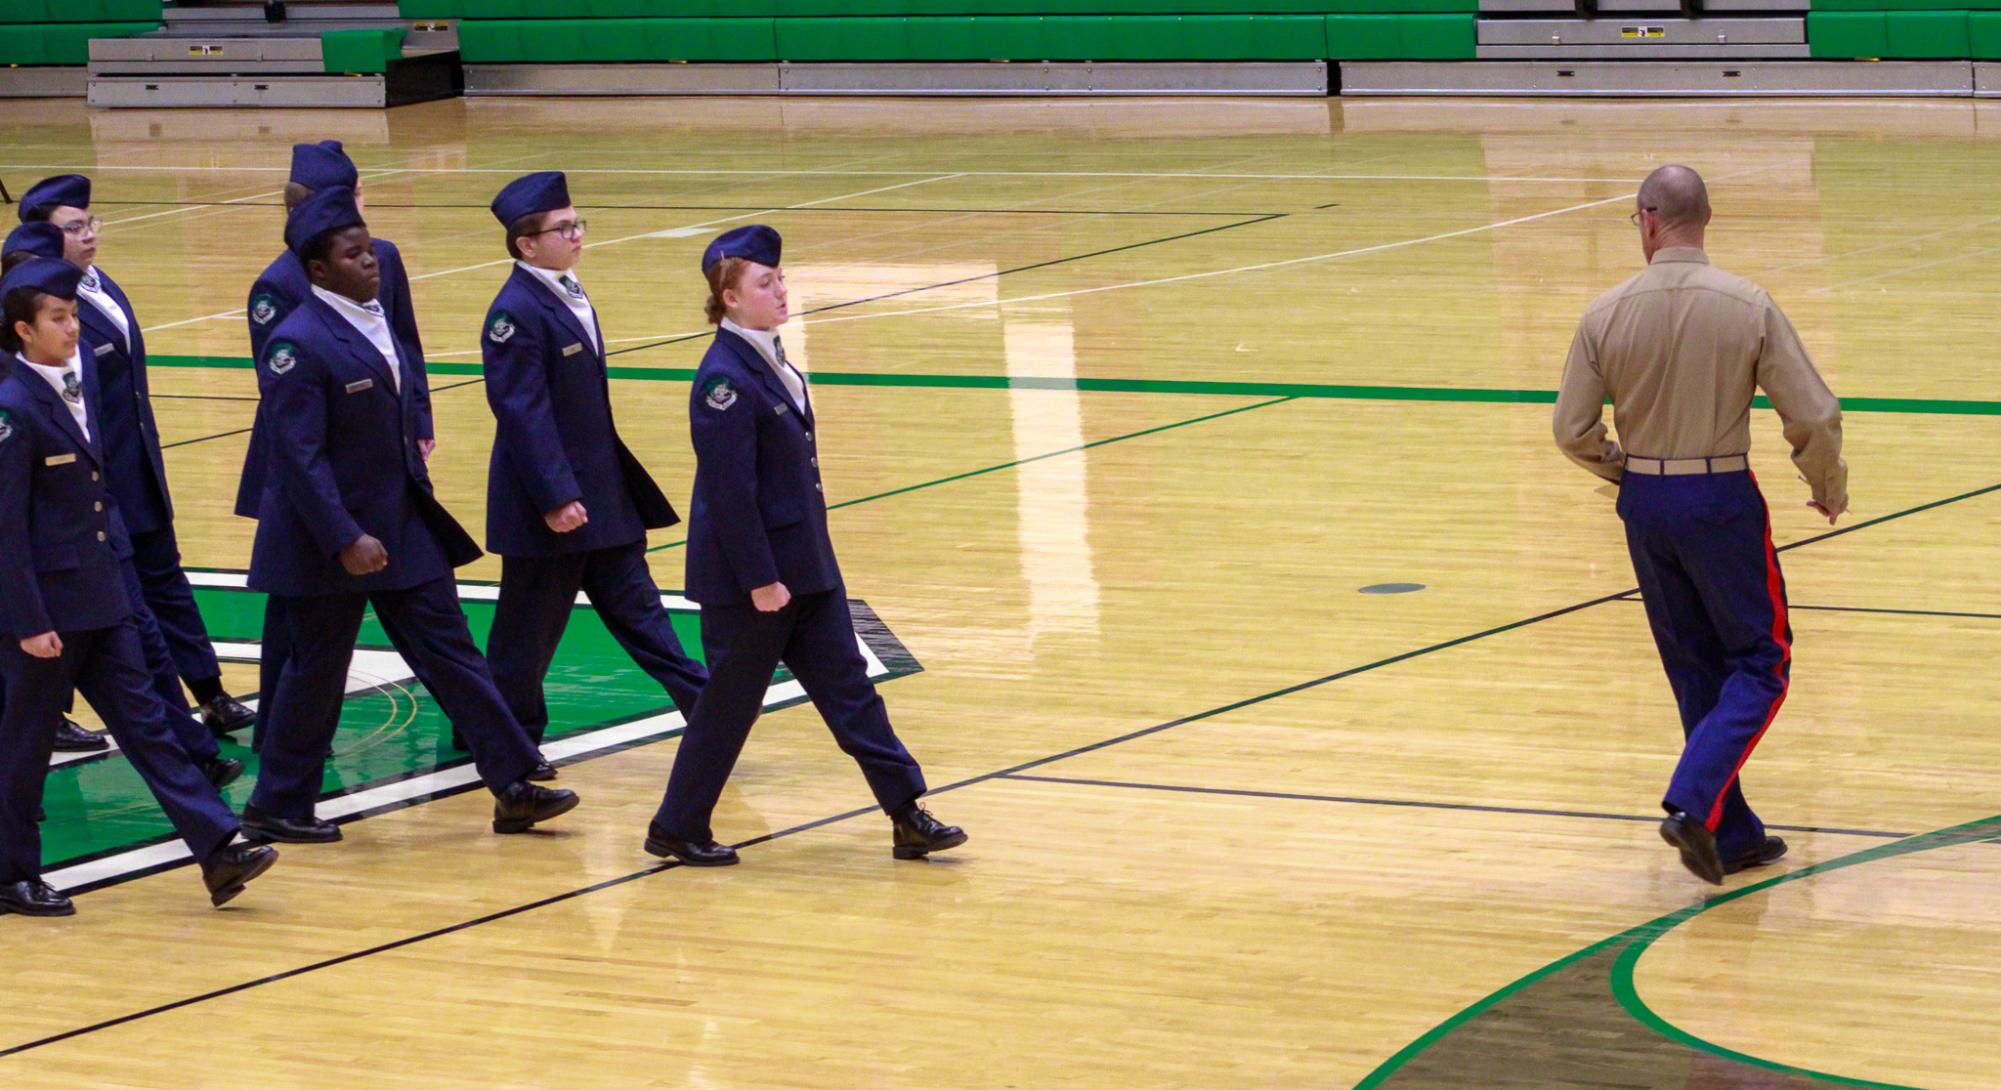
[311, 285, 401, 394]
[76, 266, 131, 353]
[518, 261, 599, 355]
[720, 318, 808, 414]
[16, 351, 90, 441]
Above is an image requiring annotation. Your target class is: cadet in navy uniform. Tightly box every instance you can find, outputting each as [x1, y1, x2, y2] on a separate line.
[16, 175, 255, 738]
[2, 226, 244, 792]
[242, 188, 577, 844]
[239, 142, 433, 752]
[478, 172, 707, 767]
[0, 224, 106, 756]
[0, 258, 277, 916]
[645, 226, 964, 867]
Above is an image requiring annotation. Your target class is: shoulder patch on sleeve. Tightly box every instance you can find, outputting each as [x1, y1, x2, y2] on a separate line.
[488, 311, 516, 344]
[250, 293, 279, 326]
[267, 342, 299, 375]
[0, 408, 14, 444]
[702, 376, 738, 412]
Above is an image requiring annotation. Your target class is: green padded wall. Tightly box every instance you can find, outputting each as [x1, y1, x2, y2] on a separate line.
[1327, 11, 1472, 57]
[1807, 10, 1888, 54]
[1884, 7, 1969, 52]
[321, 27, 408, 73]
[459, 17, 780, 62]
[0, 20, 158, 64]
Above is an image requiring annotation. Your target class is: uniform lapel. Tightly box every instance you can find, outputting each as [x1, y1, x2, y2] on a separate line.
[519, 267, 599, 364]
[21, 367, 101, 467]
[75, 297, 124, 361]
[96, 268, 144, 373]
[306, 293, 401, 401]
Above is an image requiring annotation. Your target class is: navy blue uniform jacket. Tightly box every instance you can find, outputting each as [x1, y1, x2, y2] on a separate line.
[480, 265, 677, 557]
[237, 241, 431, 518]
[0, 368, 135, 640]
[247, 295, 479, 599]
[683, 328, 841, 607]
[77, 268, 175, 537]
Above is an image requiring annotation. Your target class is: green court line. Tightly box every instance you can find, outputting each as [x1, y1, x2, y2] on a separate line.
[1605, 812, 2001, 1090]
[1354, 810, 2001, 1089]
[146, 355, 2001, 417]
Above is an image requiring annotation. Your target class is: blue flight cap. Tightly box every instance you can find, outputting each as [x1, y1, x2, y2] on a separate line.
[18, 174, 90, 223]
[289, 140, 358, 192]
[284, 186, 366, 259]
[0, 256, 84, 302]
[701, 225, 781, 272]
[3, 222, 66, 261]
[490, 171, 571, 226]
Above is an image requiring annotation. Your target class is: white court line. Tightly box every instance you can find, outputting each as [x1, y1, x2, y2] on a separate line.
[581, 191, 1637, 345]
[1813, 242, 2001, 292]
[403, 173, 966, 284]
[7, 163, 1645, 183]
[1753, 214, 2001, 278]
[136, 174, 965, 333]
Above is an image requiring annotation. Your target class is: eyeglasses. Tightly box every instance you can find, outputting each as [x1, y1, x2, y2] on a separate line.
[530, 219, 587, 241]
[59, 217, 103, 237]
[1627, 207, 1656, 226]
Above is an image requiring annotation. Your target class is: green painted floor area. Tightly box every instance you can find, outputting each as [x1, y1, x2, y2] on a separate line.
[43, 578, 720, 870]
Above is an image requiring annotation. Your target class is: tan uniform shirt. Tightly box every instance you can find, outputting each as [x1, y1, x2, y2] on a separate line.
[1554, 247, 1847, 509]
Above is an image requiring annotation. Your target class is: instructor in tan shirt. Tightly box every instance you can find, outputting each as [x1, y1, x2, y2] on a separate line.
[1554, 165, 1848, 886]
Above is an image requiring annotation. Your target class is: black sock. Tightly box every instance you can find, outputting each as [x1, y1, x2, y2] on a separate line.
[188, 676, 225, 705]
[889, 797, 923, 823]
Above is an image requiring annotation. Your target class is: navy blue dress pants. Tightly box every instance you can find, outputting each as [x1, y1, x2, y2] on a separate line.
[120, 555, 221, 764]
[652, 587, 925, 843]
[248, 576, 540, 820]
[1619, 469, 1791, 860]
[487, 543, 708, 743]
[0, 619, 239, 883]
[130, 524, 224, 687]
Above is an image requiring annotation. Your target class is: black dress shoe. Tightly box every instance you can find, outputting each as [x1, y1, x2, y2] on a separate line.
[52, 718, 109, 753]
[240, 803, 343, 844]
[0, 879, 75, 917]
[1724, 835, 1789, 875]
[200, 694, 256, 736]
[891, 805, 967, 860]
[492, 781, 579, 834]
[643, 827, 739, 866]
[1660, 811, 1725, 885]
[527, 760, 558, 782]
[200, 843, 278, 908]
[202, 757, 245, 790]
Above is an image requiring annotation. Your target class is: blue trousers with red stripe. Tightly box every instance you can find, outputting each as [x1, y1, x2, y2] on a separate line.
[1618, 469, 1791, 861]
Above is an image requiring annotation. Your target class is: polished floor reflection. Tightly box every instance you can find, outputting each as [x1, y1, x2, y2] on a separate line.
[0, 94, 1996, 1089]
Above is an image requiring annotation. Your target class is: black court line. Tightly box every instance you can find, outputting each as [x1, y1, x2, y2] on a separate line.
[1616, 596, 2001, 623]
[606, 213, 1287, 358]
[159, 426, 252, 451]
[154, 378, 488, 451]
[1001, 774, 1920, 841]
[100, 200, 1279, 218]
[7, 486, 1993, 1056]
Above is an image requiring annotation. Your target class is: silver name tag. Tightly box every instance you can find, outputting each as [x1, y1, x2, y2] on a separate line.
[94, 342, 113, 357]
[561, 343, 584, 358]
[773, 404, 789, 416]
[45, 453, 76, 466]
[345, 379, 375, 394]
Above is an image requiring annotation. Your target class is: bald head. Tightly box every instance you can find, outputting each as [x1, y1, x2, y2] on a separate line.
[1638, 165, 1710, 231]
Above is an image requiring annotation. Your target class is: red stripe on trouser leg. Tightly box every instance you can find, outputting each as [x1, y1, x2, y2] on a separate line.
[1705, 474, 1792, 832]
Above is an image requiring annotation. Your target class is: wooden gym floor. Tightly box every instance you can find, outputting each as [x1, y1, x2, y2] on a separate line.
[1, 95, 1997, 1089]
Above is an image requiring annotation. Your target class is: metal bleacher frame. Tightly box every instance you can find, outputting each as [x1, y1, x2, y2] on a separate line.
[1343, 0, 1984, 93]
